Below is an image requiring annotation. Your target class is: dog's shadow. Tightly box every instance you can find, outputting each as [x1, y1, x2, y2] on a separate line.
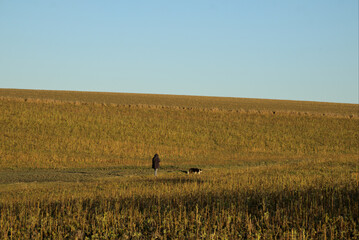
[151, 177, 205, 184]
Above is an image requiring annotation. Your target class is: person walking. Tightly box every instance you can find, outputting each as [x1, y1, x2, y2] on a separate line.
[152, 153, 161, 177]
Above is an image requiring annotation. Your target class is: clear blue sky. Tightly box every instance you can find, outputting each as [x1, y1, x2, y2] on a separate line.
[0, 1, 358, 103]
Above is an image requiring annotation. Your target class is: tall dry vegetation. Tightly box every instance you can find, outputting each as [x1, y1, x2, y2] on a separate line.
[0, 97, 358, 168]
[1, 88, 358, 117]
[0, 91, 358, 239]
[1, 158, 358, 239]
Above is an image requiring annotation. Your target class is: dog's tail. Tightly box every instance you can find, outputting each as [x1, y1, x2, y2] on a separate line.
[179, 170, 189, 174]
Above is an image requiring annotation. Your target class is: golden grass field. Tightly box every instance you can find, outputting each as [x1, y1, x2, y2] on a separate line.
[0, 89, 358, 239]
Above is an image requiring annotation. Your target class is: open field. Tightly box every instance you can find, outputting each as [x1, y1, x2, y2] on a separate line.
[1, 88, 358, 117]
[0, 89, 358, 239]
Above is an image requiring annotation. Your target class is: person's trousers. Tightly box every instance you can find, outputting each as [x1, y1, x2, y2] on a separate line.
[154, 168, 158, 176]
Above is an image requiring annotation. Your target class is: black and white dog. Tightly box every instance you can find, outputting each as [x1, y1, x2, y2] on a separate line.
[187, 168, 202, 174]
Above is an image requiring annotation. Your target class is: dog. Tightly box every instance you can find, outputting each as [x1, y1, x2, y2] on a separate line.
[187, 168, 202, 174]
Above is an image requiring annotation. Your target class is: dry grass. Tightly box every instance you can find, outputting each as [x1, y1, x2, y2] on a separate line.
[1, 88, 358, 117]
[0, 89, 358, 239]
[0, 95, 358, 169]
[1, 157, 358, 239]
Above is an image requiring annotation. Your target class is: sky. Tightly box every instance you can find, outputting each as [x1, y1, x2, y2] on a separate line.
[0, 1, 358, 104]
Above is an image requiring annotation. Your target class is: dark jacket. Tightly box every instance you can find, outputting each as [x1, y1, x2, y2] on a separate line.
[152, 154, 160, 169]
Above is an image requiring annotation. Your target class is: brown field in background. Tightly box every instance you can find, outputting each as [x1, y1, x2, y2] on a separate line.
[1, 88, 358, 117]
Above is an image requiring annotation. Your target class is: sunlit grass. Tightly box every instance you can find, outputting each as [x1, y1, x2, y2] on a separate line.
[1, 89, 358, 117]
[0, 90, 358, 239]
[1, 157, 358, 239]
[1, 97, 358, 169]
